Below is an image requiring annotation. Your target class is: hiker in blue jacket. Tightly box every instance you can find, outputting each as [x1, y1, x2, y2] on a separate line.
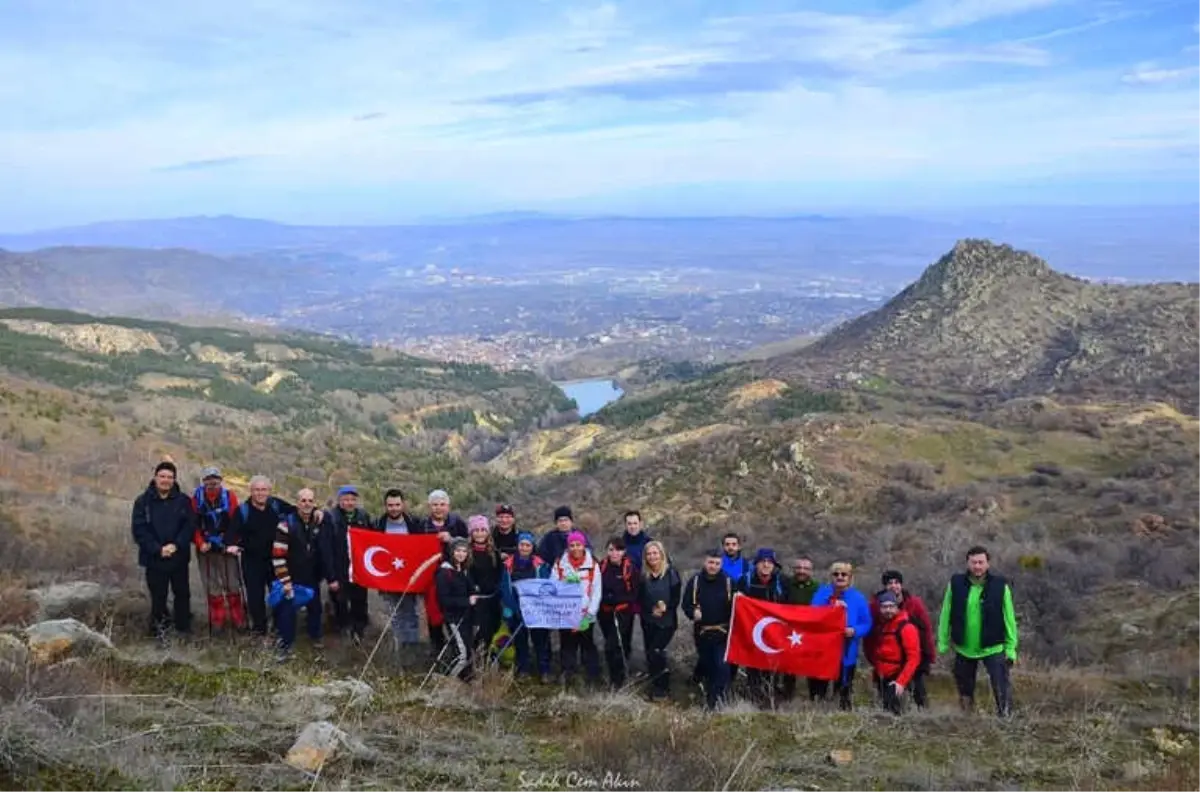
[811, 560, 873, 710]
[498, 532, 552, 679]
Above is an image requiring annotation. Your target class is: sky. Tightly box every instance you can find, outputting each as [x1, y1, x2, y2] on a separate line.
[0, 0, 1197, 229]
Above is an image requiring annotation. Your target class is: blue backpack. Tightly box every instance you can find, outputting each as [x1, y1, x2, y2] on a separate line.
[194, 486, 232, 546]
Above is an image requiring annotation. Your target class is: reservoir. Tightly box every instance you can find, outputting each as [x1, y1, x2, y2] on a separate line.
[557, 378, 625, 417]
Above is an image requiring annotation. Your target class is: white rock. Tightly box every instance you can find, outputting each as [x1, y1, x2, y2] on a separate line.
[24, 618, 114, 665]
[273, 679, 374, 721]
[0, 633, 29, 669]
[29, 581, 117, 620]
[285, 720, 372, 773]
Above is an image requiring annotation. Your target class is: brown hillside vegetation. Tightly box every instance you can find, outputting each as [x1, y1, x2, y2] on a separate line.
[762, 239, 1200, 413]
[0, 239, 1196, 790]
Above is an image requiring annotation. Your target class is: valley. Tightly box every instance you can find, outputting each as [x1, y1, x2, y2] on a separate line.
[0, 236, 1195, 791]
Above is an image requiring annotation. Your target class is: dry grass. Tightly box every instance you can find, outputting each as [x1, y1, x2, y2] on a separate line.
[0, 640, 1195, 791]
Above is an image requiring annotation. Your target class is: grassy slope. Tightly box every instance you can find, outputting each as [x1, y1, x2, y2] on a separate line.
[1, 644, 1196, 791]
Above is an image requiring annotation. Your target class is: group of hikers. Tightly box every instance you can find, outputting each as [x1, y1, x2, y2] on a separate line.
[131, 460, 1019, 715]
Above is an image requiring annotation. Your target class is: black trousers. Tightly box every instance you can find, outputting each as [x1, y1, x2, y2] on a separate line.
[694, 629, 730, 709]
[643, 621, 676, 695]
[873, 667, 929, 708]
[472, 596, 501, 655]
[598, 608, 635, 686]
[241, 555, 273, 636]
[809, 663, 856, 710]
[146, 564, 191, 635]
[332, 582, 369, 637]
[954, 653, 1012, 716]
[560, 625, 600, 680]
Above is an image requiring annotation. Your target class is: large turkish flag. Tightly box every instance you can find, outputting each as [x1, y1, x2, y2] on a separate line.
[348, 529, 443, 593]
[724, 594, 846, 680]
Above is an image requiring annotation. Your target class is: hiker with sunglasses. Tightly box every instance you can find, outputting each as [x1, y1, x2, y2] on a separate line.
[810, 561, 872, 710]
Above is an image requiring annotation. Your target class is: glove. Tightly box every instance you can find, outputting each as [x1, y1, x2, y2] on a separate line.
[502, 607, 513, 620]
[563, 570, 581, 584]
[578, 615, 594, 631]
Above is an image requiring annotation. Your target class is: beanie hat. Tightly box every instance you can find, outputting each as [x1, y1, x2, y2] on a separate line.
[496, 503, 515, 516]
[554, 506, 573, 521]
[877, 591, 898, 606]
[753, 548, 777, 565]
[154, 460, 177, 477]
[467, 514, 490, 533]
[337, 485, 358, 497]
[201, 466, 222, 480]
[450, 537, 469, 554]
[567, 530, 587, 546]
[882, 569, 904, 585]
[705, 547, 722, 558]
[517, 532, 535, 546]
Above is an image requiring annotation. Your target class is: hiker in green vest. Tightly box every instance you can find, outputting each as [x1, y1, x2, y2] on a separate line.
[937, 545, 1018, 717]
[781, 555, 818, 701]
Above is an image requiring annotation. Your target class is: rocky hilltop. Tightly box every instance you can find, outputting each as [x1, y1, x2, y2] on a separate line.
[766, 239, 1199, 411]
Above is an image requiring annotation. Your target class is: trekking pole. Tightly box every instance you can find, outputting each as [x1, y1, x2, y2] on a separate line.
[613, 610, 630, 683]
[219, 553, 236, 646]
[418, 616, 463, 692]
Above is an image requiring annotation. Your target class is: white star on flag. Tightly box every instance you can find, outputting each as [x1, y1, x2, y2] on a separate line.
[392, 557, 405, 570]
[788, 631, 803, 647]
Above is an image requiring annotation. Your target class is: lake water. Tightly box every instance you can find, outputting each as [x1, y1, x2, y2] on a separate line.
[558, 378, 625, 417]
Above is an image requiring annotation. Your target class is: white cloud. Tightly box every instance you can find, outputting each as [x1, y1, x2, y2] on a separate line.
[1122, 62, 1200, 84]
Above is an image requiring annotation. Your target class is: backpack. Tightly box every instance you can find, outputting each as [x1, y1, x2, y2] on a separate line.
[601, 557, 635, 593]
[905, 610, 935, 667]
[888, 617, 920, 671]
[238, 498, 282, 525]
[194, 487, 232, 535]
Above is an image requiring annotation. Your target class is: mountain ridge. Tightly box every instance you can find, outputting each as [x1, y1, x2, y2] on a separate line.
[764, 238, 1199, 412]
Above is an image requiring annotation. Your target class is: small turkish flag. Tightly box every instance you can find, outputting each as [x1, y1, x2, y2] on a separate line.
[348, 529, 443, 593]
[724, 594, 846, 680]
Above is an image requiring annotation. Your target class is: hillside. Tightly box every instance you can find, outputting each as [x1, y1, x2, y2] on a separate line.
[762, 239, 1199, 411]
[0, 307, 574, 454]
[0, 240, 1195, 790]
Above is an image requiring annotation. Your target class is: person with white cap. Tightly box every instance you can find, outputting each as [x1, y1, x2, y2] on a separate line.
[416, 489, 469, 657]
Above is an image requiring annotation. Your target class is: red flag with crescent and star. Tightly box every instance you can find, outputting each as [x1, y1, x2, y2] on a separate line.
[724, 593, 846, 680]
[348, 528, 443, 593]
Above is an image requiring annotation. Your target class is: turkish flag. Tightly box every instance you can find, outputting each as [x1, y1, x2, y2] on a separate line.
[724, 594, 846, 680]
[348, 529, 443, 593]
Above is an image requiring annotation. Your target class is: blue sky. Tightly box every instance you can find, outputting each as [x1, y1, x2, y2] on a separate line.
[0, 0, 1196, 229]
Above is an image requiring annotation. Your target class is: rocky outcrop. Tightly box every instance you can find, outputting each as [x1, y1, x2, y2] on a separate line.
[24, 618, 115, 665]
[29, 581, 119, 621]
[272, 679, 374, 721]
[285, 721, 373, 773]
[0, 319, 168, 355]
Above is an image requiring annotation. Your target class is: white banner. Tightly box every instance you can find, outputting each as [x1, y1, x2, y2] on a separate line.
[514, 578, 584, 630]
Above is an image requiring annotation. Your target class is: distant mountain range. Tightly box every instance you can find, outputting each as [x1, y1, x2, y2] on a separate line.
[1, 208, 1197, 282]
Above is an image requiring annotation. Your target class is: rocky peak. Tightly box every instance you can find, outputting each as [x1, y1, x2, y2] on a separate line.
[907, 238, 1060, 303]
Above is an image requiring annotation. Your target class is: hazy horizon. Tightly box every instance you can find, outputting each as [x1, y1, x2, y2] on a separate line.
[2, 0, 1197, 230]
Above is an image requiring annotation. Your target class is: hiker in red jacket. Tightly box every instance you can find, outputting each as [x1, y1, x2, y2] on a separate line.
[865, 569, 935, 708]
[870, 592, 921, 714]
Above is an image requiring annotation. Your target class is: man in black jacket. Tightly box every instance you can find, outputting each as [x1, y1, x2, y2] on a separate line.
[130, 460, 196, 639]
[682, 548, 734, 710]
[374, 488, 424, 652]
[227, 475, 300, 641]
[322, 485, 374, 644]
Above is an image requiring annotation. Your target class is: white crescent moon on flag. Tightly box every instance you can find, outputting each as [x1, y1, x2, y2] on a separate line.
[363, 546, 390, 577]
[751, 616, 784, 654]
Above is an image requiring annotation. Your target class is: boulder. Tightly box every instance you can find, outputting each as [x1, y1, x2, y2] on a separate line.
[24, 618, 114, 665]
[272, 679, 374, 721]
[826, 749, 853, 767]
[0, 633, 29, 669]
[285, 721, 372, 773]
[29, 581, 118, 621]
